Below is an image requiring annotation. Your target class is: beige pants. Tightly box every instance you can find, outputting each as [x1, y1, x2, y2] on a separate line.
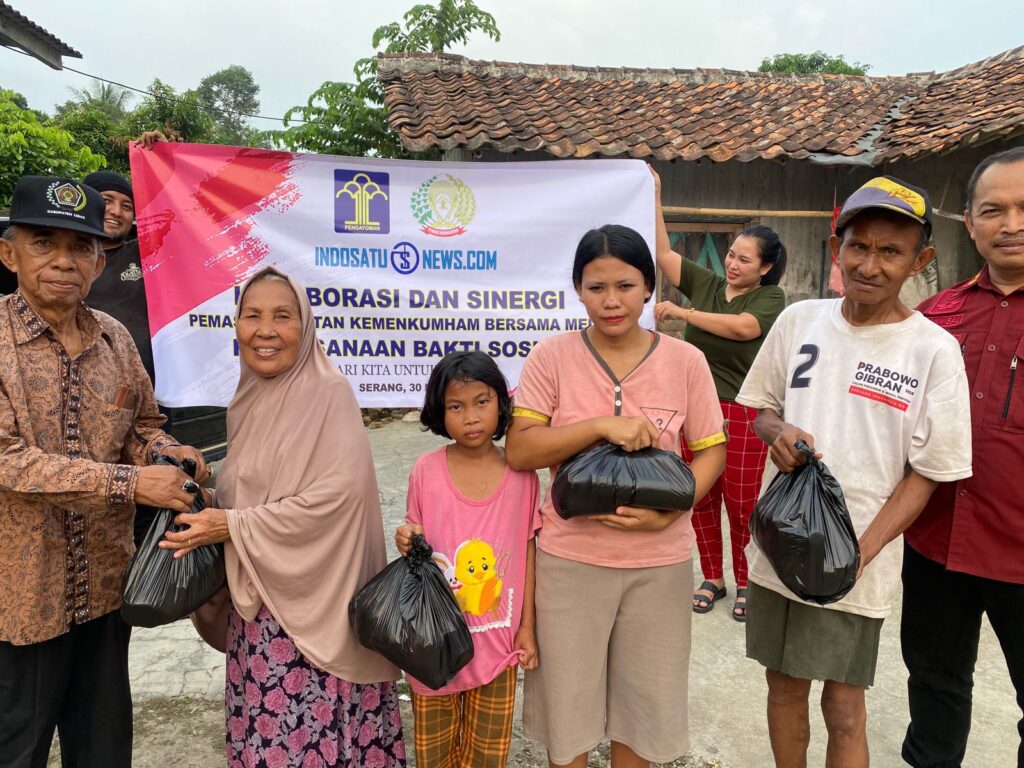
[523, 548, 693, 765]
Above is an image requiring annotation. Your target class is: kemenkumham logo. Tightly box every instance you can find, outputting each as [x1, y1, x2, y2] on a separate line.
[334, 170, 390, 234]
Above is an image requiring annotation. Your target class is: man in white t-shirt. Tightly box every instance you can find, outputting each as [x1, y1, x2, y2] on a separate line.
[737, 176, 973, 768]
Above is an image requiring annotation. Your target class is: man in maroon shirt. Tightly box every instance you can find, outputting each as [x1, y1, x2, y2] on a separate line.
[902, 147, 1024, 767]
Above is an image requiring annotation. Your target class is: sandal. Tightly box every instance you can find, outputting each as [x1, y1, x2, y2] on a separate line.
[692, 580, 727, 614]
[732, 587, 748, 623]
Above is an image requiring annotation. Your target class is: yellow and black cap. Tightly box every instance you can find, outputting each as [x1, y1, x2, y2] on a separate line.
[835, 176, 933, 238]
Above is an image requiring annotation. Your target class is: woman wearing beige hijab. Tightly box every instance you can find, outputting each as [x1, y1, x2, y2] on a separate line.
[162, 267, 406, 767]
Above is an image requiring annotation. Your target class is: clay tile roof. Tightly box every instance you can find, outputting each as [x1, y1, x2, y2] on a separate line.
[379, 47, 1024, 164]
[875, 45, 1024, 161]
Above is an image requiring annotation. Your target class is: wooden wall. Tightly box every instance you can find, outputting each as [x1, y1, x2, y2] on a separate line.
[458, 137, 1024, 305]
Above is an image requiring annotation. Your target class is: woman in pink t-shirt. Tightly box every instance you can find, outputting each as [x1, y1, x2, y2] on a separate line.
[506, 224, 727, 768]
[396, 351, 541, 768]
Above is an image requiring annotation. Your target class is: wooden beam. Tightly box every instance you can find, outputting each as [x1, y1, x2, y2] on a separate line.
[662, 205, 832, 219]
[666, 222, 744, 233]
[663, 205, 964, 222]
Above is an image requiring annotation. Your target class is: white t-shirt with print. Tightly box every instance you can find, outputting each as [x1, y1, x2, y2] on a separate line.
[737, 299, 972, 619]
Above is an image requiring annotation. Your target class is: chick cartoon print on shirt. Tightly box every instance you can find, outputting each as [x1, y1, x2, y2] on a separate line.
[435, 538, 514, 633]
[454, 539, 503, 615]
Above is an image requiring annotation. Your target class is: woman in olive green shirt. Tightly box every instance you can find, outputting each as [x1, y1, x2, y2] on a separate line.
[651, 171, 787, 621]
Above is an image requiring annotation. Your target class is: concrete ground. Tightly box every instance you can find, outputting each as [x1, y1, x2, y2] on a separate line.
[50, 419, 1019, 766]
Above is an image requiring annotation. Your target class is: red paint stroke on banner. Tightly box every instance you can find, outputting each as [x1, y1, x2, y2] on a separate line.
[848, 385, 909, 411]
[129, 143, 301, 334]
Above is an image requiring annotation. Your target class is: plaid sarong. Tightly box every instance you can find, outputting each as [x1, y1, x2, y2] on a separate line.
[411, 664, 517, 768]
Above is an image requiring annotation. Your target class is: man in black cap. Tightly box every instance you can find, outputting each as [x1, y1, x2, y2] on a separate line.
[82, 169, 155, 383]
[0, 175, 208, 767]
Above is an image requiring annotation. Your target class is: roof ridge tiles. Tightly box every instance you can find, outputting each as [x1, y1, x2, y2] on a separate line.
[934, 42, 1024, 81]
[377, 51, 916, 86]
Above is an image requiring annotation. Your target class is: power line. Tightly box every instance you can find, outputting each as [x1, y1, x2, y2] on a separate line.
[2, 43, 318, 125]
[60, 64, 307, 124]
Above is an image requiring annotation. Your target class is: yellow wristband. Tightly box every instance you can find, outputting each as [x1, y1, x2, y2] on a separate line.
[687, 306, 696, 321]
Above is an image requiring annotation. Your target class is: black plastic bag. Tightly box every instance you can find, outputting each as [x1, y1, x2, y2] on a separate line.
[121, 457, 226, 627]
[750, 440, 861, 605]
[349, 534, 474, 690]
[552, 441, 696, 520]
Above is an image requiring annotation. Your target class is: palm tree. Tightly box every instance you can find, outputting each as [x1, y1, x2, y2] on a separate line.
[67, 80, 133, 120]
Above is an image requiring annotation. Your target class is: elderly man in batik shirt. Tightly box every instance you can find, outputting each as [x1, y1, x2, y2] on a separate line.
[0, 175, 209, 768]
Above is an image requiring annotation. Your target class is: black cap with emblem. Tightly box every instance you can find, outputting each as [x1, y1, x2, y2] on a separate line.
[9, 176, 111, 240]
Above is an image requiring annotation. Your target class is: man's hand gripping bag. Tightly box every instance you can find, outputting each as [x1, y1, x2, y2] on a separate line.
[750, 440, 861, 604]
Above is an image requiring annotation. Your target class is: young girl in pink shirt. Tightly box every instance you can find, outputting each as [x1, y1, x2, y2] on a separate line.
[395, 351, 540, 768]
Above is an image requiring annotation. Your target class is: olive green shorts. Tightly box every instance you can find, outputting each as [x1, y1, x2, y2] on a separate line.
[745, 581, 884, 688]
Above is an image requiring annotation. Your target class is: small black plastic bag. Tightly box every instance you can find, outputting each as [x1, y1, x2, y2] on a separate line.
[349, 534, 474, 690]
[121, 457, 226, 627]
[552, 441, 696, 520]
[750, 440, 861, 605]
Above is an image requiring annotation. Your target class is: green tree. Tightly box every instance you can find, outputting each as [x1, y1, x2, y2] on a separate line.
[197, 65, 260, 146]
[356, 0, 501, 76]
[120, 78, 213, 144]
[63, 79, 133, 120]
[2, 88, 30, 111]
[55, 106, 129, 175]
[758, 51, 870, 76]
[272, 81, 400, 157]
[0, 86, 48, 121]
[0, 90, 104, 208]
[50, 81, 130, 172]
[274, 0, 500, 158]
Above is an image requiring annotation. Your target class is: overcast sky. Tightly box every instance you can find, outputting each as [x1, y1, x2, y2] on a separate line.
[5, 0, 1022, 129]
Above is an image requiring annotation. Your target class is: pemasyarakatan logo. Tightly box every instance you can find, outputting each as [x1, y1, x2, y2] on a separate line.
[411, 174, 476, 237]
[334, 170, 390, 234]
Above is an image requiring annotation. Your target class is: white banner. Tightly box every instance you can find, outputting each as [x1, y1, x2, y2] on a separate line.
[131, 145, 654, 407]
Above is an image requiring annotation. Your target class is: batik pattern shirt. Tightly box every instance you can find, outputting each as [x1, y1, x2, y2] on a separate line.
[0, 292, 176, 644]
